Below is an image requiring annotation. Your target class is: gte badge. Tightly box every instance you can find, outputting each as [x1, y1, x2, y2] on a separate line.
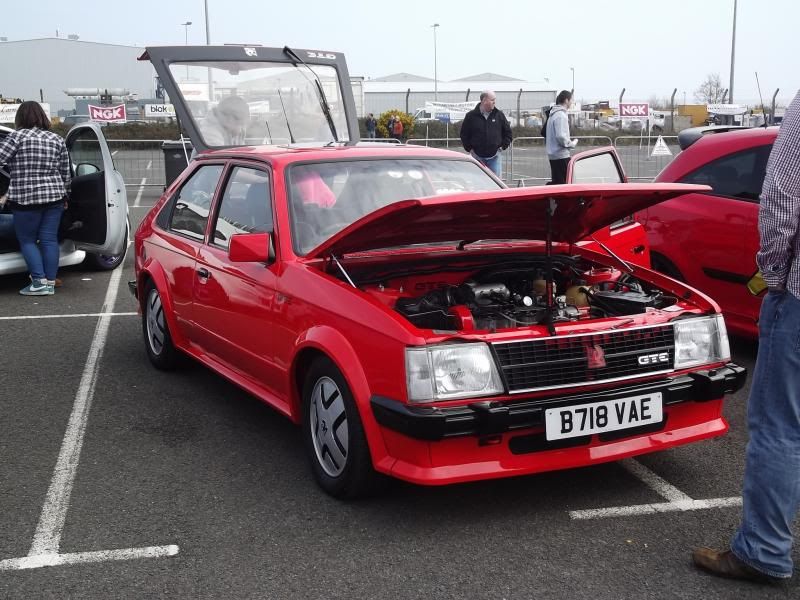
[637, 352, 669, 366]
[244, 47, 258, 57]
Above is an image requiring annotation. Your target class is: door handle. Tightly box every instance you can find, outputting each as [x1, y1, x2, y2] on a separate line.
[196, 267, 211, 279]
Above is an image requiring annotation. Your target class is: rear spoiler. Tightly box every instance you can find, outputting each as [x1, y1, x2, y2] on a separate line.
[677, 126, 751, 150]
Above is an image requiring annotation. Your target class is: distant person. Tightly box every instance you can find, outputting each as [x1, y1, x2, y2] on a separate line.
[201, 95, 250, 146]
[392, 116, 404, 142]
[460, 91, 512, 178]
[365, 113, 377, 139]
[0, 101, 70, 295]
[545, 90, 578, 184]
[386, 115, 395, 139]
[692, 90, 800, 585]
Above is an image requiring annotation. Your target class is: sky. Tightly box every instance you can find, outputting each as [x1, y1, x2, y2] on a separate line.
[2, 0, 798, 106]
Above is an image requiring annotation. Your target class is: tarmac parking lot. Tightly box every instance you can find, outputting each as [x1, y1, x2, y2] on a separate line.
[0, 189, 797, 599]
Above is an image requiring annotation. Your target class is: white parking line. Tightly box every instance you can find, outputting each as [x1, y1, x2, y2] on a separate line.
[146, 160, 152, 170]
[133, 177, 147, 207]
[0, 545, 179, 571]
[0, 268, 179, 571]
[0, 312, 136, 321]
[568, 458, 742, 520]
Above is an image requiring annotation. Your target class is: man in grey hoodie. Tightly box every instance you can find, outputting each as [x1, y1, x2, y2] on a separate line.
[545, 90, 578, 184]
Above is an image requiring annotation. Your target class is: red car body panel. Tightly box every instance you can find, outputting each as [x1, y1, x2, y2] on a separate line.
[643, 127, 778, 338]
[133, 143, 743, 487]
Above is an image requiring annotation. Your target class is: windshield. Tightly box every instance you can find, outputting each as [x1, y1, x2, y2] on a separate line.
[288, 158, 503, 255]
[168, 61, 349, 147]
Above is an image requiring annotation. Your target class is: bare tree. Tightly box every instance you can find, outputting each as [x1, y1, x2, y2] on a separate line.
[694, 73, 726, 104]
[647, 95, 671, 110]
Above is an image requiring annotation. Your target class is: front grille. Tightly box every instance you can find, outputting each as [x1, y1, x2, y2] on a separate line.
[493, 325, 675, 393]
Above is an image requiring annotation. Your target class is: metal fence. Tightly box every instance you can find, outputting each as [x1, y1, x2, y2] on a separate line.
[106, 139, 167, 188]
[106, 134, 681, 190]
[612, 135, 679, 181]
[506, 136, 614, 186]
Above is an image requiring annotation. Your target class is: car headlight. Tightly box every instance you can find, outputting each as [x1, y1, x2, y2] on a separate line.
[405, 343, 504, 403]
[673, 315, 730, 369]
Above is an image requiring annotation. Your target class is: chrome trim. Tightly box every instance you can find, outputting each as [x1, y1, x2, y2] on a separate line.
[506, 368, 675, 394]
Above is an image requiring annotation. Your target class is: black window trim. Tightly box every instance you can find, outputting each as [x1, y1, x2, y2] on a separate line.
[158, 161, 227, 242]
[208, 160, 275, 253]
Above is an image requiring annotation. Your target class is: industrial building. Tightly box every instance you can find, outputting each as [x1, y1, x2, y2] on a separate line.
[0, 38, 155, 114]
[0, 38, 555, 120]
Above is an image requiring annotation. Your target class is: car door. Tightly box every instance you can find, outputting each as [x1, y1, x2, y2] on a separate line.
[64, 123, 127, 255]
[567, 147, 651, 267]
[191, 163, 281, 398]
[670, 144, 772, 330]
[152, 162, 226, 342]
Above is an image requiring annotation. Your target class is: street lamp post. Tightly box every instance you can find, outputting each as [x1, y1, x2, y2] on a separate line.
[432, 23, 439, 101]
[181, 21, 192, 81]
[570, 67, 574, 95]
[181, 21, 192, 45]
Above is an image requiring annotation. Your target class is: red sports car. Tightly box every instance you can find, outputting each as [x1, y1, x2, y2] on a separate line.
[641, 126, 778, 338]
[130, 46, 745, 498]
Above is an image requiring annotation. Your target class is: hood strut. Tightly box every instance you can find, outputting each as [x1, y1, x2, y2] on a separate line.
[544, 198, 557, 336]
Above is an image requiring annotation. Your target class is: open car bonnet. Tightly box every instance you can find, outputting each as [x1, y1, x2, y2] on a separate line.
[305, 183, 711, 259]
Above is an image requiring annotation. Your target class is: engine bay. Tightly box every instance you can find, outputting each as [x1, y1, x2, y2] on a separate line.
[346, 255, 680, 332]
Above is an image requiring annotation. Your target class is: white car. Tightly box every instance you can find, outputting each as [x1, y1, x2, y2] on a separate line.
[0, 123, 128, 274]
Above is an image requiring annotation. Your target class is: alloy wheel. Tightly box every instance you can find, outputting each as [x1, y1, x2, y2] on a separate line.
[309, 376, 349, 477]
[146, 288, 166, 356]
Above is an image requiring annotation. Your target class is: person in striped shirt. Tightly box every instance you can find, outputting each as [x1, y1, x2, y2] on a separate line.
[693, 91, 800, 584]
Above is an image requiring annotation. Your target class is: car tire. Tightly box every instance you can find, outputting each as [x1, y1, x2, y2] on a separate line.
[301, 356, 382, 499]
[651, 253, 685, 282]
[142, 280, 180, 370]
[83, 228, 128, 271]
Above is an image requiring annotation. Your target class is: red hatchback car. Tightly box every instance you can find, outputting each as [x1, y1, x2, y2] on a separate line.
[130, 46, 745, 498]
[641, 126, 778, 338]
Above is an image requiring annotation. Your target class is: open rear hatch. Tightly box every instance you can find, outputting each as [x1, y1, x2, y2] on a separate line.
[140, 45, 360, 152]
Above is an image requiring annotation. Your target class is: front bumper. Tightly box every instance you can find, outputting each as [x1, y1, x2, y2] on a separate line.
[371, 364, 746, 442]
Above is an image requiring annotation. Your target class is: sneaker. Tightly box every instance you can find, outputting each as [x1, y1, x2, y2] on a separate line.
[46, 280, 56, 295]
[20, 279, 51, 296]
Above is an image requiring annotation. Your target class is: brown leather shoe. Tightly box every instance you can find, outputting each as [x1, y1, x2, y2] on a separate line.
[54, 278, 62, 288]
[692, 547, 782, 584]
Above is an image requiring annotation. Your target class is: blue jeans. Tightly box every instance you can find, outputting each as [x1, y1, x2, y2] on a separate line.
[0, 213, 13, 239]
[473, 152, 502, 177]
[731, 290, 800, 578]
[12, 203, 64, 281]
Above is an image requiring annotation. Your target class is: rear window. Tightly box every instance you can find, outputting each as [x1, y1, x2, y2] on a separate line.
[679, 144, 773, 202]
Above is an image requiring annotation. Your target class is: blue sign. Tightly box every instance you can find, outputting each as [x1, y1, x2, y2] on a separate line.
[435, 112, 450, 123]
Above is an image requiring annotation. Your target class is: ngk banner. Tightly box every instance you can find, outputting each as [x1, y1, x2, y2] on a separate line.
[88, 104, 127, 123]
[619, 103, 650, 118]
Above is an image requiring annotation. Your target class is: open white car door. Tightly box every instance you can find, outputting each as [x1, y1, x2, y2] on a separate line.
[64, 123, 127, 256]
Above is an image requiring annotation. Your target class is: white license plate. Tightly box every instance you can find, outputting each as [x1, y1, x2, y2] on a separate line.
[544, 393, 663, 441]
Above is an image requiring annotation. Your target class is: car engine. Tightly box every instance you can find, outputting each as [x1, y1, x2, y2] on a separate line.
[389, 257, 678, 332]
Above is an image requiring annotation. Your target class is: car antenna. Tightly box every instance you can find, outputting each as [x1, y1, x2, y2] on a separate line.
[277, 89, 295, 144]
[755, 72, 769, 129]
[263, 119, 273, 144]
[283, 46, 339, 143]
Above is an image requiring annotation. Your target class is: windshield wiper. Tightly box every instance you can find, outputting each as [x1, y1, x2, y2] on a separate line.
[283, 46, 339, 143]
[589, 235, 635, 274]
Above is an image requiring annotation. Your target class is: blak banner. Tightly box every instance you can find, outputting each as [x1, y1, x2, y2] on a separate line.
[88, 104, 127, 122]
[619, 103, 650, 118]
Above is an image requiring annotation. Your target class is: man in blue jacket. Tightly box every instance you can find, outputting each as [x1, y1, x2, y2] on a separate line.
[545, 90, 578, 184]
[460, 91, 512, 177]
